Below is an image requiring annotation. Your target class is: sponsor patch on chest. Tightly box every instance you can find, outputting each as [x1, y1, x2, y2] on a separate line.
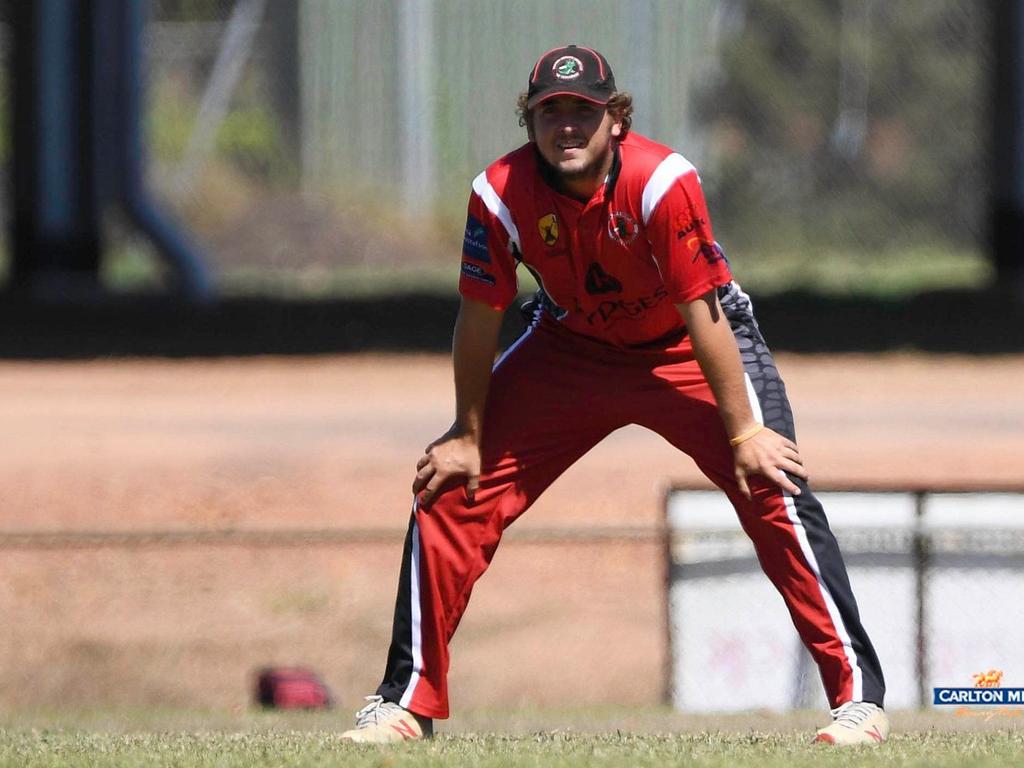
[584, 262, 622, 295]
[607, 211, 639, 245]
[537, 213, 559, 246]
[586, 286, 670, 327]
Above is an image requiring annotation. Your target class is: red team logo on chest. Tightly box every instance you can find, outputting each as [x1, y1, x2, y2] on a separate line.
[607, 211, 639, 245]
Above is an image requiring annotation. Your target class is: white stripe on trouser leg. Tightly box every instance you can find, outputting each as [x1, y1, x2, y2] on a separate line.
[492, 323, 535, 371]
[742, 372, 864, 703]
[398, 326, 535, 710]
[779, 492, 863, 703]
[399, 505, 423, 709]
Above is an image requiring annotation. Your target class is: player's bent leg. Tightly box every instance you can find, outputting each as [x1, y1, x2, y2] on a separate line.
[634, 298, 887, 743]
[778, 477, 886, 708]
[373, 484, 520, 721]
[728, 312, 886, 713]
[726, 477, 887, 713]
[376, 439, 612, 721]
[685, 438, 889, 744]
[640, 388, 886, 714]
[348, 321, 619, 733]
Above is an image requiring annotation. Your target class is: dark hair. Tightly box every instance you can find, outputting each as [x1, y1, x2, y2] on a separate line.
[516, 91, 634, 139]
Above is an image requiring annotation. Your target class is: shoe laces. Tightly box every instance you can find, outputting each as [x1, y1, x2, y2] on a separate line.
[353, 695, 404, 728]
[830, 701, 880, 728]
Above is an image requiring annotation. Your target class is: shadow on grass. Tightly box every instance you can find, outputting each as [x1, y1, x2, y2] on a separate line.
[0, 288, 1021, 359]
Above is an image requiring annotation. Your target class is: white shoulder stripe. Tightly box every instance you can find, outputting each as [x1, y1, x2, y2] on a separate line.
[641, 153, 697, 225]
[472, 171, 521, 253]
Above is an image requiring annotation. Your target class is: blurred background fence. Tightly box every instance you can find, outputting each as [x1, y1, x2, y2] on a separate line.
[0, 0, 989, 299]
[667, 488, 1024, 713]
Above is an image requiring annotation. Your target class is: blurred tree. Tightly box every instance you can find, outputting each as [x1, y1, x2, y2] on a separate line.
[154, 0, 225, 22]
[700, 0, 989, 254]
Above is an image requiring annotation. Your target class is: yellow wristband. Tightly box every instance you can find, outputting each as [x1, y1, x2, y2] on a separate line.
[729, 424, 765, 447]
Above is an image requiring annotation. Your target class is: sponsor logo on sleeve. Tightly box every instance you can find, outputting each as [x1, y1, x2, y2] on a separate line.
[461, 261, 496, 286]
[686, 237, 726, 266]
[674, 213, 707, 240]
[538, 213, 559, 246]
[462, 215, 490, 263]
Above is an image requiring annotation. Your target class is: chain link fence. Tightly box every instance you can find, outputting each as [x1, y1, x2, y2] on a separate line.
[667, 488, 1024, 712]
[0, 525, 666, 711]
[100, 0, 993, 298]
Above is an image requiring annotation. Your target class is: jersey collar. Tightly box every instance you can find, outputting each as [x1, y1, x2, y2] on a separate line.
[603, 143, 622, 201]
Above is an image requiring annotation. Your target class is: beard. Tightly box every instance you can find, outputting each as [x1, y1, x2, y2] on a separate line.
[557, 160, 602, 179]
[536, 143, 614, 185]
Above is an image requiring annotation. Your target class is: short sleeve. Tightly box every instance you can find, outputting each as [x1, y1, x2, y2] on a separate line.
[646, 167, 732, 303]
[457, 187, 518, 311]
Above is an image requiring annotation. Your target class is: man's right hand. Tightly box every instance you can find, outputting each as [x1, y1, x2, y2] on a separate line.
[412, 426, 482, 505]
[413, 296, 502, 507]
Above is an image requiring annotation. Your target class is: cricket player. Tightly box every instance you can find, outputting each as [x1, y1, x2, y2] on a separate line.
[342, 45, 888, 746]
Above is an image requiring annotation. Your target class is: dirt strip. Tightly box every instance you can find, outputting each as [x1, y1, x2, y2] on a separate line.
[1, 354, 1021, 711]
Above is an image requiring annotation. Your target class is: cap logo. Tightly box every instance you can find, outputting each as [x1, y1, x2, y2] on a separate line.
[552, 55, 583, 81]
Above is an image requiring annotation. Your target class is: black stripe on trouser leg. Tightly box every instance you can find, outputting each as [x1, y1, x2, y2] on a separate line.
[376, 512, 417, 705]
[785, 476, 886, 707]
[734, 314, 886, 708]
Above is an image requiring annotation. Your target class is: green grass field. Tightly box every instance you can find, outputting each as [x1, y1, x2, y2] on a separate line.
[2, 707, 1021, 767]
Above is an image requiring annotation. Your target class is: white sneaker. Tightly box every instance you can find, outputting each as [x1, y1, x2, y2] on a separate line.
[340, 695, 433, 743]
[814, 701, 889, 745]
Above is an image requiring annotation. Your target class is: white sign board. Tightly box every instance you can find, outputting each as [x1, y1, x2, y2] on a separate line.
[666, 490, 1024, 712]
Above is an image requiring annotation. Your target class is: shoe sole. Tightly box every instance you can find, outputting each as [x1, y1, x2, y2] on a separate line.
[813, 732, 886, 746]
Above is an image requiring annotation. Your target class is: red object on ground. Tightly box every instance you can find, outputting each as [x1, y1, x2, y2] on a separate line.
[256, 667, 333, 709]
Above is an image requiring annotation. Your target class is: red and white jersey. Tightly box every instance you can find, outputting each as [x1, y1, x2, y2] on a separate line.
[458, 131, 733, 348]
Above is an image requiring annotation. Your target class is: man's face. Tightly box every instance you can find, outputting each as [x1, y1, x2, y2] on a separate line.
[532, 95, 622, 181]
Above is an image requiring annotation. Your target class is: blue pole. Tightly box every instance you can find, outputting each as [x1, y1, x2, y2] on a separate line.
[116, 0, 214, 302]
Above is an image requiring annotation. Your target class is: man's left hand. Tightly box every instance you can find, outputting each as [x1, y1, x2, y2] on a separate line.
[733, 427, 808, 499]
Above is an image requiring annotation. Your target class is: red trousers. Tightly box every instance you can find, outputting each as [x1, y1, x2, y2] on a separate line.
[377, 311, 884, 718]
